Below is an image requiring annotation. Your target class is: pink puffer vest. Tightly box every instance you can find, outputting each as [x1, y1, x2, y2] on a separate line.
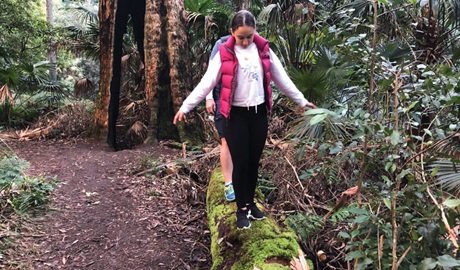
[218, 34, 272, 118]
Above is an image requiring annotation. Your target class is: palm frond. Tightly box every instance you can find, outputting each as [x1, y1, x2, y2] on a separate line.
[431, 131, 460, 159]
[129, 121, 148, 137]
[431, 159, 460, 193]
[312, 46, 351, 96]
[185, 0, 230, 37]
[63, 22, 100, 60]
[60, 3, 98, 25]
[258, 4, 282, 35]
[289, 67, 329, 103]
[268, 25, 315, 70]
[289, 108, 355, 142]
[0, 67, 20, 87]
[185, 0, 215, 13]
[314, 46, 338, 71]
[19, 61, 52, 86]
[376, 42, 413, 63]
[0, 84, 14, 105]
[339, 0, 372, 20]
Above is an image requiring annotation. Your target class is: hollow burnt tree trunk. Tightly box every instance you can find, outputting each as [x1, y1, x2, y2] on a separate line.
[144, 0, 204, 146]
[92, 0, 146, 150]
[92, 0, 203, 150]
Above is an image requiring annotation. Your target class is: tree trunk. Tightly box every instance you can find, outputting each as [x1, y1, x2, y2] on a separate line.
[92, 0, 203, 150]
[207, 168, 313, 270]
[91, 0, 116, 140]
[46, 0, 57, 82]
[144, 0, 203, 146]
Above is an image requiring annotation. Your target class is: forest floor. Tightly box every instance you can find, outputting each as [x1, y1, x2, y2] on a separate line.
[4, 138, 213, 270]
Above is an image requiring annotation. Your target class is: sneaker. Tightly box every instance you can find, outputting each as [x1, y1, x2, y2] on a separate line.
[236, 208, 251, 229]
[248, 203, 266, 220]
[224, 182, 235, 202]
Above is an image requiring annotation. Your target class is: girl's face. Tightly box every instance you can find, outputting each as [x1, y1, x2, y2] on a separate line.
[231, 25, 255, 49]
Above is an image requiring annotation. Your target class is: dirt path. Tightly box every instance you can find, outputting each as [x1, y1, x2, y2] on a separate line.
[8, 139, 211, 270]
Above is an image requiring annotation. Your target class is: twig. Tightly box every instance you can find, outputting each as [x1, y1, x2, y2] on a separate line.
[396, 246, 411, 269]
[184, 212, 205, 225]
[0, 138, 17, 157]
[284, 156, 304, 190]
[154, 196, 186, 203]
[282, 157, 320, 213]
[182, 142, 187, 158]
[135, 150, 219, 176]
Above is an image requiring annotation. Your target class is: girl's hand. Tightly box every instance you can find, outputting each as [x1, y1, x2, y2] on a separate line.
[305, 102, 316, 109]
[206, 99, 216, 114]
[173, 111, 186, 125]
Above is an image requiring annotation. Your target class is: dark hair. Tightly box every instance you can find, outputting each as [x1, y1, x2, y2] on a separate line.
[230, 10, 256, 32]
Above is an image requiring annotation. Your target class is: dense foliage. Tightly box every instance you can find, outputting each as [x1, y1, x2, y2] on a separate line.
[255, 0, 460, 269]
[0, 0, 98, 128]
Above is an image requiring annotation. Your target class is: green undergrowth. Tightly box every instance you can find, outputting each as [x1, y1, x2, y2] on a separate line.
[0, 143, 59, 267]
[206, 168, 314, 270]
[0, 156, 59, 215]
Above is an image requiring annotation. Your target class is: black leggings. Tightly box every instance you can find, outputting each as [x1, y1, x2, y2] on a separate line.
[224, 104, 268, 209]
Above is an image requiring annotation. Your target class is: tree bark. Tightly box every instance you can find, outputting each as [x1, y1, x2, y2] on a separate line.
[91, 0, 115, 139]
[144, 0, 203, 145]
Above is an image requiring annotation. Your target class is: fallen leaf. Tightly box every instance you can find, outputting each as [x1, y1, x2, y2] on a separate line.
[290, 249, 310, 270]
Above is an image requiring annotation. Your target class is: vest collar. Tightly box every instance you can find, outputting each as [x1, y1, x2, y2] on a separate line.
[225, 33, 267, 51]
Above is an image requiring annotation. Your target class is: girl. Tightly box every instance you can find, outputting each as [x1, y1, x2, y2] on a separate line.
[174, 10, 316, 229]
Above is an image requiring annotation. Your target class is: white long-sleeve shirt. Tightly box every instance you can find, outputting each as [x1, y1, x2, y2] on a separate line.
[179, 42, 309, 114]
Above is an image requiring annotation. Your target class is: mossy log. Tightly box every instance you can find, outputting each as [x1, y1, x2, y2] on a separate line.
[206, 168, 314, 270]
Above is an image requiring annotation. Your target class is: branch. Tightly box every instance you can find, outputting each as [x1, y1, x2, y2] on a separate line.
[135, 150, 220, 176]
[402, 130, 460, 168]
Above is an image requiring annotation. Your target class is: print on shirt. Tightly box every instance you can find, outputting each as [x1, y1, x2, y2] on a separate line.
[241, 58, 259, 82]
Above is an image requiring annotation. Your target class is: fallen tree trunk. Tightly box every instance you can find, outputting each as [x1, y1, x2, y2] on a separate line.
[206, 168, 314, 270]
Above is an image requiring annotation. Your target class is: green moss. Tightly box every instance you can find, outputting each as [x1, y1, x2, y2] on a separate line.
[206, 168, 230, 269]
[206, 167, 314, 270]
[256, 265, 289, 270]
[229, 217, 299, 270]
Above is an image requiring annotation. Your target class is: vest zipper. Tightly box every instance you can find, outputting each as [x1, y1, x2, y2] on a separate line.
[224, 45, 237, 119]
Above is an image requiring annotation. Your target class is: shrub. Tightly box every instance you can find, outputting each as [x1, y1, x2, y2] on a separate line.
[0, 156, 59, 215]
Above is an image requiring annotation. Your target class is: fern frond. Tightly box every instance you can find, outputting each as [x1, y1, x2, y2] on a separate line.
[286, 212, 324, 241]
[0, 157, 29, 187]
[331, 207, 353, 224]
